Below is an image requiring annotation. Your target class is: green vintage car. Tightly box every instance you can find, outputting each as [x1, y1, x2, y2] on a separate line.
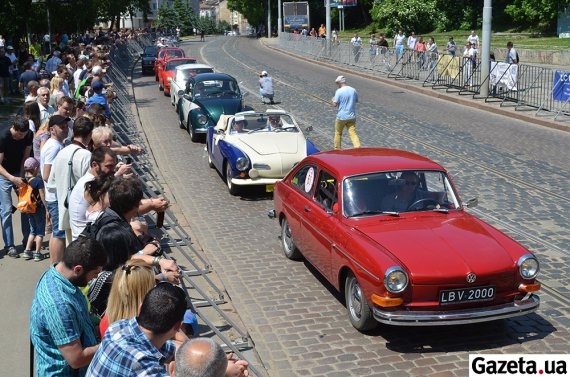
[177, 73, 250, 142]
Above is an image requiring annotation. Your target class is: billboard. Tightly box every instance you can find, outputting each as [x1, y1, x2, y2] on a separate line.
[553, 71, 570, 101]
[328, 0, 357, 7]
[283, 2, 309, 31]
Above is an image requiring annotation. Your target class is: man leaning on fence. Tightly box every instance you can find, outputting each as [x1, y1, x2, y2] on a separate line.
[331, 75, 360, 149]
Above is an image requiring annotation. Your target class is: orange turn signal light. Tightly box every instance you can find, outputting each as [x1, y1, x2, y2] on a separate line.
[371, 294, 403, 307]
[240, 172, 246, 177]
[519, 283, 541, 293]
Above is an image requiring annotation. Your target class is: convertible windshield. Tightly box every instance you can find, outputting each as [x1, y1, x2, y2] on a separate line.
[343, 170, 460, 217]
[233, 114, 298, 133]
[165, 59, 197, 70]
[193, 79, 240, 98]
[175, 68, 214, 82]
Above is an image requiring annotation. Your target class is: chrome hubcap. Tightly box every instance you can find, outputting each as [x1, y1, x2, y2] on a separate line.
[349, 279, 363, 320]
[283, 223, 294, 252]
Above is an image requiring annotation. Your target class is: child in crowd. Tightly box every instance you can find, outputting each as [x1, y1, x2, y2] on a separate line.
[22, 157, 48, 261]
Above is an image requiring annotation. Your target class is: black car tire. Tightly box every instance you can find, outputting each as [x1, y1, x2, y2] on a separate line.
[281, 218, 301, 260]
[345, 272, 378, 331]
[225, 162, 240, 196]
[155, 73, 158, 81]
[189, 122, 200, 142]
[207, 144, 215, 168]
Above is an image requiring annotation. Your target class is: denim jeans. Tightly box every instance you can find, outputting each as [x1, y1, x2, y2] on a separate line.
[0, 175, 30, 248]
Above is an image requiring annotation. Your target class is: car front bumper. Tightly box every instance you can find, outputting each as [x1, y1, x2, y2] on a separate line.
[373, 294, 539, 326]
[230, 177, 281, 186]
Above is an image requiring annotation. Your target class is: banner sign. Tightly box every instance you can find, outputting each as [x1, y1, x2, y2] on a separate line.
[490, 62, 518, 91]
[327, 0, 357, 7]
[553, 71, 570, 101]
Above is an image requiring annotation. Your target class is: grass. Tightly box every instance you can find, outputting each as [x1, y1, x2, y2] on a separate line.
[337, 28, 570, 51]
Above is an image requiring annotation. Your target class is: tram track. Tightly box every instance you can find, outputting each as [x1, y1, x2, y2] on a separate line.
[197, 37, 570, 308]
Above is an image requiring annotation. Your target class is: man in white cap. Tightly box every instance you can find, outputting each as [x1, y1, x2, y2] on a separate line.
[259, 70, 274, 105]
[331, 75, 360, 149]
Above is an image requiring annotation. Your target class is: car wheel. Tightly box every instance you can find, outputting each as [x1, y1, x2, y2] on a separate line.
[155, 73, 158, 81]
[189, 123, 200, 142]
[163, 89, 169, 97]
[281, 218, 301, 260]
[345, 272, 377, 331]
[159, 81, 163, 91]
[225, 162, 240, 196]
[207, 144, 215, 168]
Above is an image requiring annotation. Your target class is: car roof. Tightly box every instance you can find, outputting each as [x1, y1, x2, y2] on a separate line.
[158, 47, 183, 52]
[305, 148, 445, 178]
[191, 73, 237, 82]
[174, 63, 212, 71]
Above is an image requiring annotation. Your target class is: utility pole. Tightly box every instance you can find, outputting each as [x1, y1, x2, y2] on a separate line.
[278, 0, 282, 37]
[267, 0, 271, 37]
[480, 0, 492, 97]
[325, 0, 331, 50]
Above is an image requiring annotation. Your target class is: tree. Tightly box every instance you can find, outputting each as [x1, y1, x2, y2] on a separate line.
[505, 0, 562, 31]
[155, 3, 180, 30]
[371, 0, 439, 34]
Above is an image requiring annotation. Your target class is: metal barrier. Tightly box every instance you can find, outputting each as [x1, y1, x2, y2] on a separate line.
[108, 36, 266, 376]
[277, 33, 570, 122]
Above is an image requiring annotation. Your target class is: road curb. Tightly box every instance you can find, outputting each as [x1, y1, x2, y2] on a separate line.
[261, 40, 570, 133]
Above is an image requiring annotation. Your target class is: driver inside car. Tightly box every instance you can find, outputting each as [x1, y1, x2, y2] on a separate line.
[267, 115, 283, 131]
[231, 117, 247, 133]
[381, 171, 424, 212]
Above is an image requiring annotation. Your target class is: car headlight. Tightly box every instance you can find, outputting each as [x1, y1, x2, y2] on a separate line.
[196, 114, 208, 125]
[167, 77, 172, 82]
[518, 254, 539, 279]
[384, 266, 408, 293]
[236, 157, 248, 171]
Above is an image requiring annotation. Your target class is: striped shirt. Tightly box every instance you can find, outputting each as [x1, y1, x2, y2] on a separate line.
[86, 317, 175, 376]
[30, 264, 98, 377]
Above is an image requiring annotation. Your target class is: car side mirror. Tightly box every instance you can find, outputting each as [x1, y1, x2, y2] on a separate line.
[177, 90, 184, 97]
[216, 128, 224, 134]
[305, 126, 314, 132]
[140, 53, 144, 57]
[242, 92, 249, 97]
[465, 197, 478, 208]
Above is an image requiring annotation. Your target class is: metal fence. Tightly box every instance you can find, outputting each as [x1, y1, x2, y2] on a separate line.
[108, 36, 267, 376]
[278, 33, 570, 121]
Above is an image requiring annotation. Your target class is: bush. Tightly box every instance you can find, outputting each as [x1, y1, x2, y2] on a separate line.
[371, 0, 439, 35]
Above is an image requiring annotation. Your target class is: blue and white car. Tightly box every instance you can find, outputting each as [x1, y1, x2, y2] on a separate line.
[206, 110, 319, 195]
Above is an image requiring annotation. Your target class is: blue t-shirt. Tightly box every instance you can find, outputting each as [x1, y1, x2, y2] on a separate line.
[86, 93, 110, 118]
[26, 175, 45, 209]
[30, 265, 98, 377]
[334, 85, 358, 120]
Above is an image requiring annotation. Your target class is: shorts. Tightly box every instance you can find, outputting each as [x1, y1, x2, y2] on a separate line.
[46, 201, 65, 239]
[28, 205, 46, 237]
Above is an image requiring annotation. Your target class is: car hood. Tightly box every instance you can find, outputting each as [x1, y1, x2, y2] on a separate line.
[195, 98, 241, 123]
[353, 214, 516, 284]
[233, 132, 302, 155]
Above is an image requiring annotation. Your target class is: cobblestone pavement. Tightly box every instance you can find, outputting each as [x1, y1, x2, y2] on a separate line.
[132, 37, 570, 377]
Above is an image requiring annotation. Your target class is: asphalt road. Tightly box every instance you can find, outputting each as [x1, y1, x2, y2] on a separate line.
[134, 36, 569, 377]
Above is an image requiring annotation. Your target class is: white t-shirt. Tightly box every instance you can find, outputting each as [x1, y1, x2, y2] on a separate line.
[351, 37, 362, 47]
[467, 34, 479, 48]
[28, 119, 36, 133]
[407, 36, 417, 49]
[41, 138, 64, 202]
[69, 171, 95, 240]
[48, 145, 91, 230]
[394, 34, 406, 46]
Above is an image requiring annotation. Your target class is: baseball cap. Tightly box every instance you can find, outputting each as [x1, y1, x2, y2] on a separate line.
[335, 75, 346, 83]
[24, 157, 40, 170]
[48, 115, 70, 127]
[261, 70, 268, 76]
[91, 80, 105, 91]
[182, 310, 199, 335]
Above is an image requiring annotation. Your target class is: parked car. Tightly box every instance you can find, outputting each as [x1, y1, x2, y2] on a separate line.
[269, 148, 541, 331]
[177, 73, 249, 142]
[170, 63, 214, 109]
[207, 110, 319, 195]
[140, 45, 160, 75]
[158, 57, 199, 95]
[154, 47, 185, 81]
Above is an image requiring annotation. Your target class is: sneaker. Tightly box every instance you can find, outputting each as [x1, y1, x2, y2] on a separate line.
[7, 247, 19, 258]
[23, 250, 33, 260]
[33, 252, 44, 262]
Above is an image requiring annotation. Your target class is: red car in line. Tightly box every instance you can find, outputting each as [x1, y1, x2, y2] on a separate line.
[158, 58, 198, 95]
[154, 47, 185, 81]
[269, 148, 540, 331]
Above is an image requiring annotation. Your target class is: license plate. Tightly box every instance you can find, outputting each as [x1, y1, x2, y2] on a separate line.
[266, 184, 275, 193]
[439, 286, 495, 305]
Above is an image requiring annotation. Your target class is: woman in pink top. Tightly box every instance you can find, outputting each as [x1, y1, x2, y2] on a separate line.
[415, 36, 427, 70]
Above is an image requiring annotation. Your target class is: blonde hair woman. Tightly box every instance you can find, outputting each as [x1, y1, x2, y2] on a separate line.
[49, 77, 64, 107]
[99, 259, 155, 337]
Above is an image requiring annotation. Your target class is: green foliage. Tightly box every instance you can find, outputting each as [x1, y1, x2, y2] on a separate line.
[155, 3, 180, 30]
[371, 0, 439, 34]
[505, 0, 560, 31]
[227, 0, 264, 27]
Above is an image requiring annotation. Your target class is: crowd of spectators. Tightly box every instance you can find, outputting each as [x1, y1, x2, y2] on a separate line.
[0, 27, 249, 376]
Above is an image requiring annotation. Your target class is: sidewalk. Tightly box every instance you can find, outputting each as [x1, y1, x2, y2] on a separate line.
[262, 38, 570, 134]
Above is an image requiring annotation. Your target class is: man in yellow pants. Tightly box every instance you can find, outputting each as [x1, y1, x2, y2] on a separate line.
[331, 75, 360, 149]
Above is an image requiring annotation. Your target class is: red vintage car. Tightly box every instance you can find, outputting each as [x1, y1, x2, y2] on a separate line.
[154, 47, 185, 81]
[158, 58, 198, 95]
[270, 148, 540, 331]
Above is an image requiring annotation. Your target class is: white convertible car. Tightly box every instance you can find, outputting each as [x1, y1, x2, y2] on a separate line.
[206, 110, 319, 195]
[170, 63, 214, 112]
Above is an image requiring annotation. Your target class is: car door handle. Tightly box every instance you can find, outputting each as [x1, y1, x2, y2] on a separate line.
[304, 206, 311, 212]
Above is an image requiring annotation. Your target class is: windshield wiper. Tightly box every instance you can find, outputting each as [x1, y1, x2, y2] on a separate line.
[351, 210, 400, 217]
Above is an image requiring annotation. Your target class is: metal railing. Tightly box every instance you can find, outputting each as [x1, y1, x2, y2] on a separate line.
[108, 36, 267, 376]
[278, 33, 570, 122]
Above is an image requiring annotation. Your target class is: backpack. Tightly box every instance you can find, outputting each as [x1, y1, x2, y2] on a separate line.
[17, 177, 39, 214]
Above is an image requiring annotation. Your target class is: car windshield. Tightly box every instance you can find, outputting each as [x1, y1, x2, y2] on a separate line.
[230, 114, 299, 134]
[144, 46, 159, 56]
[166, 59, 197, 70]
[343, 170, 460, 217]
[166, 50, 184, 58]
[175, 68, 214, 82]
[193, 79, 240, 99]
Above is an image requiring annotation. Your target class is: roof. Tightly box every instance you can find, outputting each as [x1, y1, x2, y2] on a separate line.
[305, 148, 445, 178]
[174, 63, 213, 71]
[191, 72, 237, 82]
